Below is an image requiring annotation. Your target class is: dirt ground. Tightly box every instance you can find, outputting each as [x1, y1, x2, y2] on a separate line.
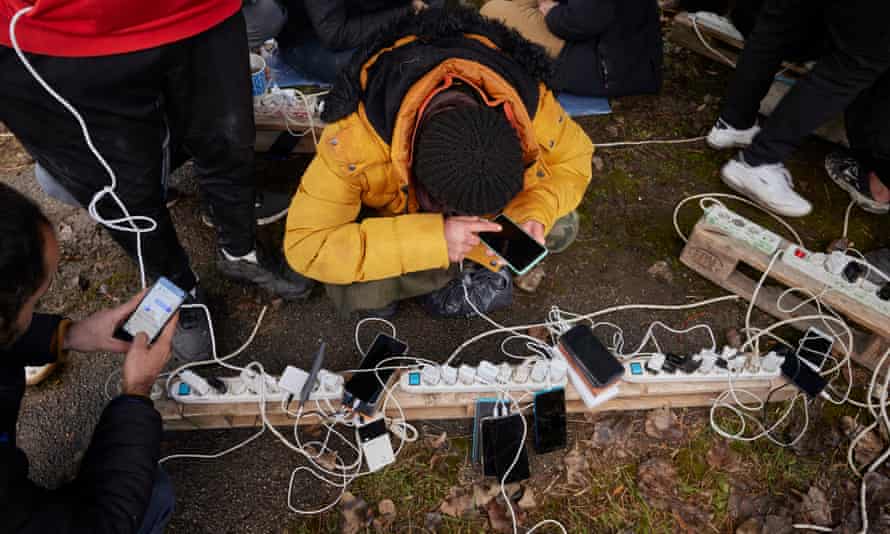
[2, 22, 889, 534]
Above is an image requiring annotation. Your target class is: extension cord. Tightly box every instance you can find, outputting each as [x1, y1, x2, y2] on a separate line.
[623, 348, 784, 383]
[398, 360, 568, 394]
[170, 370, 344, 404]
[781, 247, 890, 317]
[701, 203, 784, 255]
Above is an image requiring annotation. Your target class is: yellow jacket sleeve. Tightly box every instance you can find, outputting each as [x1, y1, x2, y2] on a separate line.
[284, 118, 451, 285]
[502, 89, 594, 233]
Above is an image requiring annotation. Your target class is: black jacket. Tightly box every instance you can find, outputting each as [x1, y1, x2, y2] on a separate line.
[545, 0, 663, 97]
[0, 314, 162, 534]
[297, 0, 414, 50]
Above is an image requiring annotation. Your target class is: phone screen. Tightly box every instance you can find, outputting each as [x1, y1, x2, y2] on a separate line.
[559, 325, 624, 387]
[534, 388, 567, 454]
[117, 277, 186, 342]
[481, 414, 530, 483]
[344, 334, 408, 411]
[478, 214, 548, 274]
[474, 398, 508, 466]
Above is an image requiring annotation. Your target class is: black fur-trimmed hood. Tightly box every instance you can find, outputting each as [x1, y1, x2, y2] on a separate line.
[321, 6, 555, 124]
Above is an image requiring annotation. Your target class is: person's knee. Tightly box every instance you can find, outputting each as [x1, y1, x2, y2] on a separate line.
[479, 0, 512, 20]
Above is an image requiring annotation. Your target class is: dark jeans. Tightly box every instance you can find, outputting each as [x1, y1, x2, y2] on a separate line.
[846, 68, 890, 185]
[0, 13, 257, 292]
[282, 39, 355, 84]
[720, 0, 890, 168]
[136, 467, 176, 534]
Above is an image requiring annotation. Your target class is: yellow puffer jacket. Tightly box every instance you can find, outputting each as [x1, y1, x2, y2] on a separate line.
[285, 37, 594, 285]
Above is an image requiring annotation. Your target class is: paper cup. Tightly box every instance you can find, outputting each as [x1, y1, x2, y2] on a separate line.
[250, 53, 267, 102]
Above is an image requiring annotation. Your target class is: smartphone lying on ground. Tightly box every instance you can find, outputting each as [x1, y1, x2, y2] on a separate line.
[533, 387, 567, 454]
[478, 214, 548, 275]
[113, 276, 186, 343]
[344, 333, 409, 415]
[481, 413, 530, 483]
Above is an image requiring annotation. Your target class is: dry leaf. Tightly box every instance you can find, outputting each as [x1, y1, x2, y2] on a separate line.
[646, 261, 674, 284]
[429, 431, 448, 450]
[564, 444, 590, 487]
[527, 325, 550, 342]
[706, 440, 741, 472]
[517, 488, 537, 510]
[735, 517, 762, 534]
[486, 498, 521, 533]
[439, 486, 474, 518]
[339, 492, 368, 534]
[644, 406, 684, 441]
[474, 483, 500, 508]
[800, 486, 832, 526]
[515, 265, 546, 293]
[378, 499, 395, 517]
[592, 155, 604, 172]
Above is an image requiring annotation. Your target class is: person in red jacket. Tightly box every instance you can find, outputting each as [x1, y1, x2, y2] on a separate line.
[0, 0, 314, 362]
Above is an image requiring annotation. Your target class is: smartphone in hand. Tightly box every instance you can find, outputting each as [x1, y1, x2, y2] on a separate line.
[479, 214, 548, 275]
[113, 277, 186, 343]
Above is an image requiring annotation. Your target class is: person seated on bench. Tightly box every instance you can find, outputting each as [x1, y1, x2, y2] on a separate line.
[0, 184, 177, 534]
[705, 0, 890, 218]
[479, 0, 663, 97]
[244, 0, 289, 49]
[283, 7, 593, 318]
[279, 0, 442, 84]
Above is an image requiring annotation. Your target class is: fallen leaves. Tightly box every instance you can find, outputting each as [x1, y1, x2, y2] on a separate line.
[799, 486, 831, 527]
[563, 444, 590, 488]
[644, 406, 685, 441]
[647, 260, 674, 284]
[339, 492, 369, 534]
[706, 440, 741, 473]
[439, 486, 475, 518]
[514, 265, 546, 293]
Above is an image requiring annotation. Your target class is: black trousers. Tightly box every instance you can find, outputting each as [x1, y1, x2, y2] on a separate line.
[720, 0, 890, 175]
[846, 69, 890, 185]
[0, 13, 256, 291]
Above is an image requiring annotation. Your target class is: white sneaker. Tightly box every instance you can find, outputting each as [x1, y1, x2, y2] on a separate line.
[721, 156, 813, 217]
[707, 118, 761, 149]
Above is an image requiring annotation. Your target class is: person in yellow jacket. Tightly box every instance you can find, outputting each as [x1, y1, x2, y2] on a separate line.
[284, 7, 594, 318]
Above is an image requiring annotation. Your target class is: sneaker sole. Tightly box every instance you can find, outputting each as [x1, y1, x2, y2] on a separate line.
[217, 262, 314, 301]
[720, 166, 812, 217]
[824, 161, 890, 215]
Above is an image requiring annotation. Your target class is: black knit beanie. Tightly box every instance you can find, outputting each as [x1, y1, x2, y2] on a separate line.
[413, 105, 524, 215]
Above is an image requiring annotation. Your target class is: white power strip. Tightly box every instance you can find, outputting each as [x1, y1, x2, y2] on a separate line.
[398, 359, 568, 394]
[169, 370, 344, 405]
[623, 348, 783, 384]
[702, 204, 783, 255]
[781, 247, 890, 317]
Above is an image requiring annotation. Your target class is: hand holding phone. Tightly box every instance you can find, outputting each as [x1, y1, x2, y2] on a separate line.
[444, 216, 502, 263]
[113, 277, 187, 343]
[121, 315, 178, 397]
[479, 214, 548, 275]
[64, 289, 147, 353]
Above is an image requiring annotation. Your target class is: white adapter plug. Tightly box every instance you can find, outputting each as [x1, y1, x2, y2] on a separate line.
[279, 366, 310, 396]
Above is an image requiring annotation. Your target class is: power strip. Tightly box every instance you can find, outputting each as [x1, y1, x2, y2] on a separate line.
[702, 204, 783, 255]
[623, 348, 784, 384]
[781, 247, 890, 317]
[398, 359, 569, 394]
[169, 370, 344, 405]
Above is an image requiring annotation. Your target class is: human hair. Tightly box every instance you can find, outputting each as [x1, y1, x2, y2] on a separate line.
[0, 183, 52, 347]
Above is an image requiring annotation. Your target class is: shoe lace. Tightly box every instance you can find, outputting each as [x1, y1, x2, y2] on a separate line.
[763, 162, 794, 189]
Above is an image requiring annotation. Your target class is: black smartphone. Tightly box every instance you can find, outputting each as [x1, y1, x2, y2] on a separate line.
[781, 354, 827, 398]
[478, 214, 548, 275]
[481, 414, 530, 483]
[113, 277, 186, 343]
[558, 325, 624, 388]
[473, 398, 508, 466]
[344, 333, 408, 415]
[533, 388, 567, 454]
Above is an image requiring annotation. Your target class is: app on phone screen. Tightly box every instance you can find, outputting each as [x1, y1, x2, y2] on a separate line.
[122, 278, 186, 340]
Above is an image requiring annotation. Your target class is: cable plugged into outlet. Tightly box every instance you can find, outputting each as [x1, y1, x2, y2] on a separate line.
[399, 359, 568, 394]
[170, 367, 343, 405]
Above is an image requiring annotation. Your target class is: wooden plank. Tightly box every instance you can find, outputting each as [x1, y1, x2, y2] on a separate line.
[681, 223, 890, 373]
[159, 374, 793, 431]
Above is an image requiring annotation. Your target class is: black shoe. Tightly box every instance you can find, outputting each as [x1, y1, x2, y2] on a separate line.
[359, 301, 399, 319]
[202, 190, 291, 228]
[825, 151, 890, 214]
[172, 289, 213, 362]
[865, 248, 890, 286]
[422, 267, 513, 318]
[216, 245, 315, 301]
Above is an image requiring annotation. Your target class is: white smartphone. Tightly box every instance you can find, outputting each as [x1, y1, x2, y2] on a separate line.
[114, 277, 186, 343]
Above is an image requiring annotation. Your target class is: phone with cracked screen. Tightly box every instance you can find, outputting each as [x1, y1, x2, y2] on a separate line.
[113, 277, 185, 343]
[478, 214, 548, 275]
[533, 387, 567, 454]
[481, 413, 530, 483]
[344, 333, 408, 415]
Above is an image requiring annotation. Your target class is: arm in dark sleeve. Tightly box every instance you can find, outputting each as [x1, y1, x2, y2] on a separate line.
[24, 395, 163, 533]
[545, 0, 616, 42]
[304, 0, 411, 50]
[2, 314, 67, 368]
